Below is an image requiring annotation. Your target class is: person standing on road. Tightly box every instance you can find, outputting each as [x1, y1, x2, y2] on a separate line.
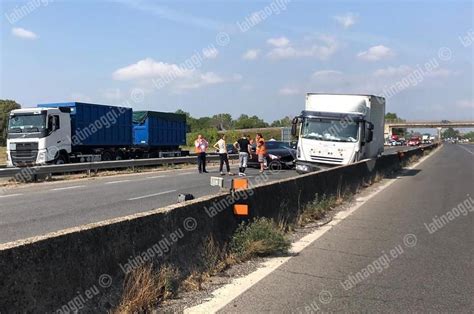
[195, 134, 209, 173]
[234, 134, 251, 176]
[214, 134, 233, 176]
[256, 133, 267, 173]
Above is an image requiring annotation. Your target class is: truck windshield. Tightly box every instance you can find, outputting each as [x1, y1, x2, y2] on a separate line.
[301, 118, 359, 142]
[8, 114, 46, 133]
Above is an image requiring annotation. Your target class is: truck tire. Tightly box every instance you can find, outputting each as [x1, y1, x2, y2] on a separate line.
[101, 151, 114, 161]
[55, 153, 68, 165]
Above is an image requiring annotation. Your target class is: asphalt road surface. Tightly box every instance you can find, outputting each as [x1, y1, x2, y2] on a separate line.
[0, 145, 421, 244]
[219, 144, 474, 313]
[0, 164, 297, 244]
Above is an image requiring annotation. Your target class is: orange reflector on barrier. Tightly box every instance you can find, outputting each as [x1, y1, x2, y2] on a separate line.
[232, 178, 249, 190]
[233, 204, 249, 216]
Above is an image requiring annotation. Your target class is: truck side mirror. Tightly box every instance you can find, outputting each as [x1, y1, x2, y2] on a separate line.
[367, 130, 374, 143]
[291, 117, 299, 136]
[47, 116, 54, 133]
[366, 122, 374, 143]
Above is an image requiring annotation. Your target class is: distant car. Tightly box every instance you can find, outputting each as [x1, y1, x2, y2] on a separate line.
[408, 137, 421, 146]
[248, 141, 296, 170]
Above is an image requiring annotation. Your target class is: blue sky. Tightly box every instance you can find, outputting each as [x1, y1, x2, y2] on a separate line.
[1, 0, 472, 122]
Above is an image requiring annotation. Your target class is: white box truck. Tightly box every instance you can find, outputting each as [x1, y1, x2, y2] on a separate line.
[291, 93, 385, 173]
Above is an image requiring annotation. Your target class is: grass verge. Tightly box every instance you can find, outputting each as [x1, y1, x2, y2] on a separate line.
[230, 217, 291, 260]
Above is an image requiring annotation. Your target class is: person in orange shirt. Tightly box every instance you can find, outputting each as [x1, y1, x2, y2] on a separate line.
[195, 134, 209, 173]
[255, 133, 266, 173]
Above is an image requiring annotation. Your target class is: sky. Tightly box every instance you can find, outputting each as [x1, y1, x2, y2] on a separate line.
[0, 0, 473, 123]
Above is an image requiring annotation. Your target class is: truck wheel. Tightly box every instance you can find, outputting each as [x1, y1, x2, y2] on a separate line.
[101, 151, 113, 161]
[55, 154, 67, 165]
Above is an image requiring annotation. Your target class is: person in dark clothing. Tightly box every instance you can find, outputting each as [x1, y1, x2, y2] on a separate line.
[234, 134, 252, 176]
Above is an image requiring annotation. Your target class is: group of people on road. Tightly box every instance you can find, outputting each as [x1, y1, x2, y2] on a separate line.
[194, 133, 267, 176]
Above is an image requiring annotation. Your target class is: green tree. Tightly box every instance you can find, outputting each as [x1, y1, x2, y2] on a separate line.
[234, 114, 268, 129]
[442, 127, 459, 139]
[0, 100, 21, 146]
[462, 131, 474, 142]
[271, 116, 292, 127]
[385, 112, 401, 121]
[211, 113, 233, 131]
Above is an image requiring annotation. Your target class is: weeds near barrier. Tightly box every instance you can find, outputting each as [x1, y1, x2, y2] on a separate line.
[230, 217, 291, 260]
[181, 271, 208, 292]
[299, 194, 337, 225]
[114, 264, 180, 313]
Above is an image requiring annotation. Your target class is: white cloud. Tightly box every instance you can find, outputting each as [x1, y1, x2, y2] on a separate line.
[176, 72, 242, 90]
[267, 36, 338, 60]
[357, 45, 394, 61]
[113, 58, 193, 81]
[333, 12, 358, 28]
[11, 27, 37, 39]
[242, 49, 260, 60]
[112, 58, 241, 92]
[267, 36, 290, 47]
[278, 87, 300, 95]
[202, 47, 219, 59]
[312, 70, 343, 78]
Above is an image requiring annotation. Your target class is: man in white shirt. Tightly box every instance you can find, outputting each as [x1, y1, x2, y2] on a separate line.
[214, 134, 233, 175]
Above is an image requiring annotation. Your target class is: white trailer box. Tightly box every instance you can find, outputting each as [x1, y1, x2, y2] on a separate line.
[292, 93, 385, 173]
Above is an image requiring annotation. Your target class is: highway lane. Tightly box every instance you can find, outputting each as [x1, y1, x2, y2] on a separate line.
[0, 145, 417, 244]
[0, 165, 297, 244]
[219, 144, 474, 313]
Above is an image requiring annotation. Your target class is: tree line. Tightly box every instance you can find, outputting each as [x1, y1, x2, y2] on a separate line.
[0, 100, 22, 146]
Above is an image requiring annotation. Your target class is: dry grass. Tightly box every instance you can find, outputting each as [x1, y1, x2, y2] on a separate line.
[114, 264, 180, 313]
[0, 147, 6, 165]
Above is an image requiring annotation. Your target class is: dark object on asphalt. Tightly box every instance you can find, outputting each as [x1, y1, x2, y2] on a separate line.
[178, 193, 195, 203]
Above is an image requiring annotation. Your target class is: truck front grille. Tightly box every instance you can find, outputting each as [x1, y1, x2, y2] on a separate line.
[11, 142, 39, 166]
[310, 155, 344, 164]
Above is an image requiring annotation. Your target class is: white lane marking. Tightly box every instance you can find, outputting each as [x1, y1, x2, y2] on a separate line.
[51, 185, 85, 191]
[185, 147, 441, 314]
[104, 180, 131, 185]
[0, 193, 23, 198]
[176, 172, 195, 176]
[127, 190, 177, 201]
[146, 175, 166, 179]
[458, 145, 474, 155]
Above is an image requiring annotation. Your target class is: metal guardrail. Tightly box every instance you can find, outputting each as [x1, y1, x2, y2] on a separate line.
[0, 154, 239, 179]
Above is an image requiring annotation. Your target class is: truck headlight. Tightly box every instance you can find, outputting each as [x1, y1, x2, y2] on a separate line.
[296, 164, 309, 172]
[37, 151, 47, 163]
[268, 154, 280, 160]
